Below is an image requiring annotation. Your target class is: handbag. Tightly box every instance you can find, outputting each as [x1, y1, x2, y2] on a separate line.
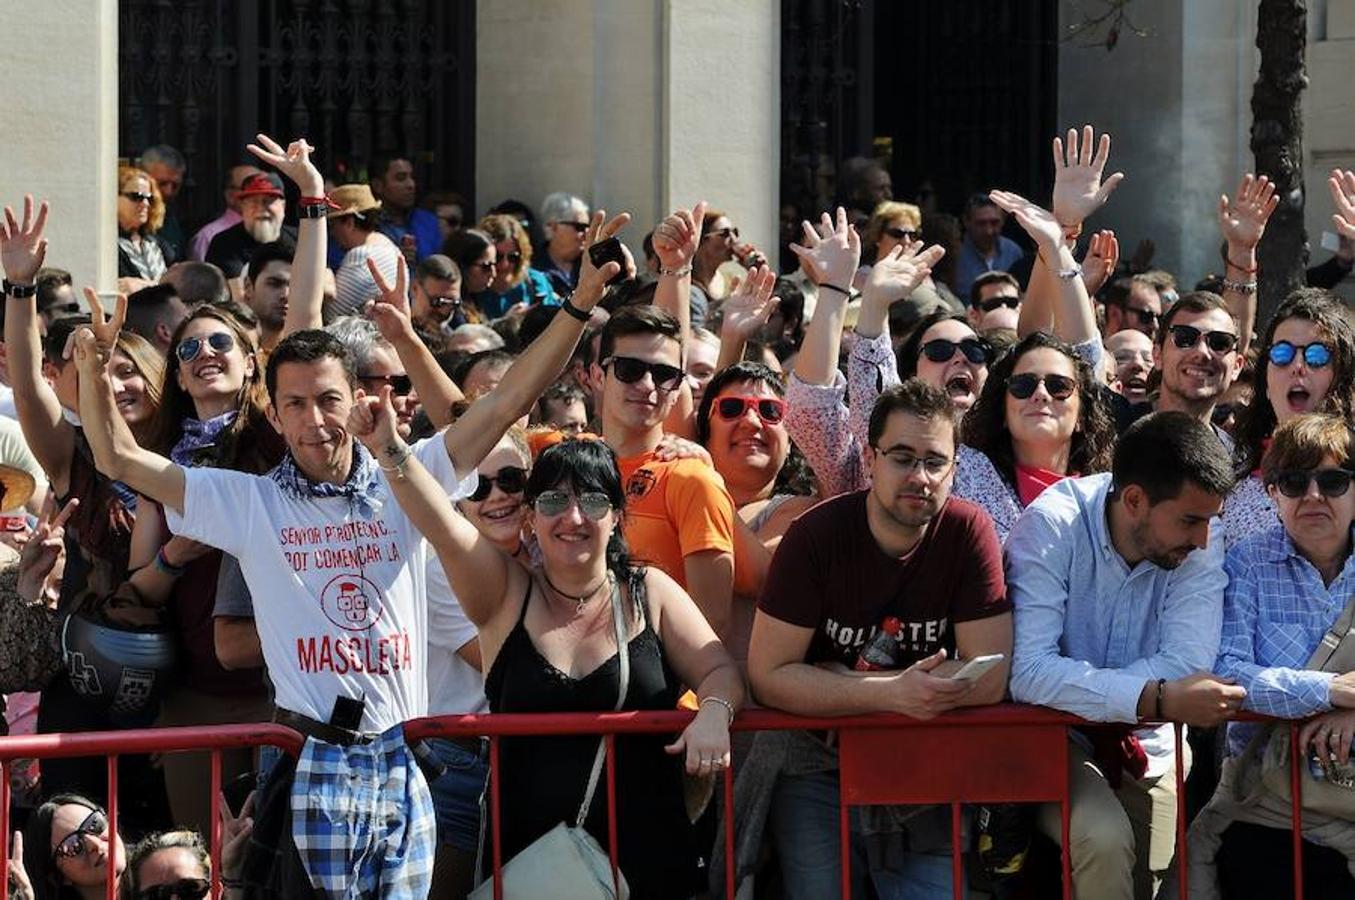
[1252, 591, 1355, 817]
[470, 579, 632, 900]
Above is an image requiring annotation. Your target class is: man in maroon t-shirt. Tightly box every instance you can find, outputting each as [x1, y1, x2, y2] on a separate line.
[748, 377, 1012, 899]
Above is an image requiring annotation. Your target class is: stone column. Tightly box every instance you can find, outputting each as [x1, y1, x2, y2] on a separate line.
[1, 0, 119, 293]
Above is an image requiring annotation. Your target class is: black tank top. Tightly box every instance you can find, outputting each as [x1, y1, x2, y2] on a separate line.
[484, 569, 702, 898]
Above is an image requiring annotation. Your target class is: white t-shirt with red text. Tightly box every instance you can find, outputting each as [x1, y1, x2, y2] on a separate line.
[165, 437, 475, 732]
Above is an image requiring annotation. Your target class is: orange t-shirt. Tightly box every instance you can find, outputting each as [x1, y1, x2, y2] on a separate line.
[617, 451, 735, 589]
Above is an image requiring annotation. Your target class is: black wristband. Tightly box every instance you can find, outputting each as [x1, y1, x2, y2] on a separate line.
[819, 282, 852, 297]
[560, 298, 590, 323]
[299, 203, 329, 220]
[2, 279, 36, 298]
[1154, 678, 1167, 720]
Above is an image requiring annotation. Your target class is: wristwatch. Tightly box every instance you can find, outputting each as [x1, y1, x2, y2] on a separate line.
[2, 279, 36, 298]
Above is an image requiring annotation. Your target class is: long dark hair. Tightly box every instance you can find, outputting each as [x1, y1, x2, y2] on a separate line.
[525, 438, 638, 592]
[696, 361, 815, 497]
[894, 310, 979, 381]
[145, 306, 270, 470]
[961, 331, 1114, 489]
[25, 793, 107, 900]
[1233, 288, 1355, 475]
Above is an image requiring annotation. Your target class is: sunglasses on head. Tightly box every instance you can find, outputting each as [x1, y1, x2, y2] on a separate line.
[1007, 372, 1077, 401]
[1169, 324, 1237, 354]
[602, 356, 685, 392]
[979, 295, 1020, 313]
[714, 395, 787, 424]
[469, 465, 528, 502]
[176, 331, 236, 363]
[532, 489, 613, 521]
[1269, 340, 1333, 369]
[1269, 468, 1355, 499]
[919, 337, 992, 366]
[358, 373, 413, 396]
[52, 808, 108, 862]
[135, 878, 211, 900]
[884, 226, 918, 242]
[122, 191, 154, 203]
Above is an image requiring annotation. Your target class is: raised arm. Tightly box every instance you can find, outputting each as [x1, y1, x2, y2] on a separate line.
[70, 294, 186, 512]
[652, 200, 706, 355]
[366, 256, 463, 430]
[714, 265, 778, 372]
[991, 190, 1098, 346]
[247, 134, 327, 336]
[347, 385, 510, 626]
[442, 211, 627, 472]
[1219, 174, 1278, 358]
[788, 209, 861, 387]
[1, 197, 74, 491]
[854, 240, 945, 341]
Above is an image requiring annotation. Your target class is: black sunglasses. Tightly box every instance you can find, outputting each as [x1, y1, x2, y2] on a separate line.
[469, 465, 528, 502]
[1169, 324, 1237, 354]
[1123, 305, 1160, 327]
[428, 294, 461, 310]
[1270, 468, 1355, 499]
[52, 809, 108, 862]
[884, 226, 918, 242]
[472, 261, 495, 272]
[919, 337, 992, 366]
[979, 295, 1020, 313]
[557, 221, 589, 233]
[122, 191, 153, 203]
[496, 251, 524, 266]
[176, 331, 235, 363]
[1007, 372, 1077, 401]
[136, 878, 211, 900]
[602, 356, 684, 391]
[358, 373, 413, 396]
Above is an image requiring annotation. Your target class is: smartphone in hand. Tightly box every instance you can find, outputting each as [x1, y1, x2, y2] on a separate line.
[949, 653, 1005, 682]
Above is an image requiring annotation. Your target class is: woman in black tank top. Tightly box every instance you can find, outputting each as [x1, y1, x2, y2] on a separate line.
[419, 438, 744, 898]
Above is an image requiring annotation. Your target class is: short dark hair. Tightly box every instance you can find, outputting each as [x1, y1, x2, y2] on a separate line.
[537, 380, 586, 416]
[265, 329, 356, 401]
[1112, 411, 1234, 503]
[598, 305, 683, 362]
[368, 152, 411, 182]
[867, 377, 955, 448]
[34, 267, 73, 310]
[43, 315, 91, 365]
[442, 228, 493, 272]
[415, 253, 459, 283]
[525, 438, 636, 585]
[452, 348, 516, 391]
[1156, 290, 1235, 342]
[245, 241, 294, 284]
[964, 193, 999, 218]
[124, 284, 185, 345]
[517, 303, 559, 349]
[970, 271, 1020, 306]
[163, 261, 229, 306]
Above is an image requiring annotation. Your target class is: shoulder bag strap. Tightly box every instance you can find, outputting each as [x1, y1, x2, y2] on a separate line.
[1307, 591, 1355, 671]
[574, 575, 630, 828]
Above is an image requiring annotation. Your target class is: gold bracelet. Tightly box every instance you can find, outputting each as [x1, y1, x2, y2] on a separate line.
[700, 696, 736, 726]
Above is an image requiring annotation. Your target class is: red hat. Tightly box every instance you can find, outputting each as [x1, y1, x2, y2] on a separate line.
[236, 172, 285, 200]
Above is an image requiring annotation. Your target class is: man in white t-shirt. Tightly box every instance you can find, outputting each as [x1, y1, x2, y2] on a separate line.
[68, 211, 627, 895]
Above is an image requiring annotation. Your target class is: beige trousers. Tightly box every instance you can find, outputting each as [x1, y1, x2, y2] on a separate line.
[1036, 738, 1191, 900]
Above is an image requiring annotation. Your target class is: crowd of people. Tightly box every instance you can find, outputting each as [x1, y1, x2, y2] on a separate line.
[0, 123, 1354, 899]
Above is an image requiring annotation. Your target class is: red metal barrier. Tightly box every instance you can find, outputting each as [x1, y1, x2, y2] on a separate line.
[0, 709, 1317, 899]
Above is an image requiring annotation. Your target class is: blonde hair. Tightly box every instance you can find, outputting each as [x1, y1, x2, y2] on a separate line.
[862, 201, 922, 260]
[478, 213, 533, 287]
[117, 166, 165, 233]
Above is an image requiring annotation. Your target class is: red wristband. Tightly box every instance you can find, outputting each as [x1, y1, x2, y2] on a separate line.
[300, 195, 339, 209]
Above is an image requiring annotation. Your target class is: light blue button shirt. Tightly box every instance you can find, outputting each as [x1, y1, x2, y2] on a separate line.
[1007, 473, 1227, 724]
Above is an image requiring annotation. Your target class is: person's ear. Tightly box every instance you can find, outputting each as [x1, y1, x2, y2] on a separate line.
[1152, 340, 1163, 370]
[1120, 483, 1147, 517]
[265, 402, 281, 433]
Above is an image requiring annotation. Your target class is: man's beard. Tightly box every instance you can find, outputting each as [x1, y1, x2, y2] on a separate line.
[246, 216, 283, 244]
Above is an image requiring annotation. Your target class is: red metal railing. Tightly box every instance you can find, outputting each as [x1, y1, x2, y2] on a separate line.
[0, 708, 1316, 899]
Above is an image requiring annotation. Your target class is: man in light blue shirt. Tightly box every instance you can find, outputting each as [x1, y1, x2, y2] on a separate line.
[1007, 411, 1245, 900]
[952, 194, 1026, 300]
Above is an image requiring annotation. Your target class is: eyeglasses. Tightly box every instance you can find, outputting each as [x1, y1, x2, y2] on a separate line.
[469, 465, 528, 502]
[979, 295, 1020, 313]
[532, 489, 613, 520]
[556, 221, 589, 234]
[602, 356, 685, 392]
[705, 227, 740, 241]
[872, 447, 953, 478]
[1007, 372, 1078, 401]
[714, 395, 788, 424]
[122, 192, 153, 203]
[883, 226, 918, 242]
[176, 331, 236, 363]
[496, 252, 523, 267]
[1269, 468, 1355, 499]
[1269, 340, 1333, 369]
[135, 878, 211, 900]
[358, 373, 413, 396]
[918, 337, 992, 366]
[1168, 324, 1237, 354]
[1122, 305, 1160, 328]
[52, 809, 108, 862]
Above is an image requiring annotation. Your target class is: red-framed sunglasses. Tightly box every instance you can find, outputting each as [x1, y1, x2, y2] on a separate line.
[712, 395, 788, 424]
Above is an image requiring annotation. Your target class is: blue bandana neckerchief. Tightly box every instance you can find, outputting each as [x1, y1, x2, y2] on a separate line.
[171, 410, 239, 467]
[269, 440, 384, 518]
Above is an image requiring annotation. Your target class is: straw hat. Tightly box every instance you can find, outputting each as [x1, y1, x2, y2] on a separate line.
[0, 465, 37, 513]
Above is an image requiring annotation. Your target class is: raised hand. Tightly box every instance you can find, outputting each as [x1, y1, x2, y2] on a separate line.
[366, 256, 414, 342]
[863, 240, 945, 310]
[67, 288, 128, 372]
[1218, 174, 1279, 250]
[8, 830, 34, 900]
[246, 133, 325, 197]
[219, 790, 256, 884]
[652, 200, 707, 271]
[348, 384, 403, 456]
[0, 195, 50, 284]
[1051, 125, 1124, 230]
[1081, 229, 1120, 296]
[989, 190, 1063, 250]
[718, 264, 778, 341]
[17, 495, 77, 605]
[789, 207, 861, 291]
[574, 210, 633, 306]
[1329, 169, 1355, 241]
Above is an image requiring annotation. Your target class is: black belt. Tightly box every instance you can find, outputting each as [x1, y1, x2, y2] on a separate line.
[274, 708, 377, 747]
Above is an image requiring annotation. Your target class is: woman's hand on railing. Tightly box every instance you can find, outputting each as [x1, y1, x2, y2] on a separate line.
[1300, 709, 1355, 768]
[664, 702, 731, 775]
